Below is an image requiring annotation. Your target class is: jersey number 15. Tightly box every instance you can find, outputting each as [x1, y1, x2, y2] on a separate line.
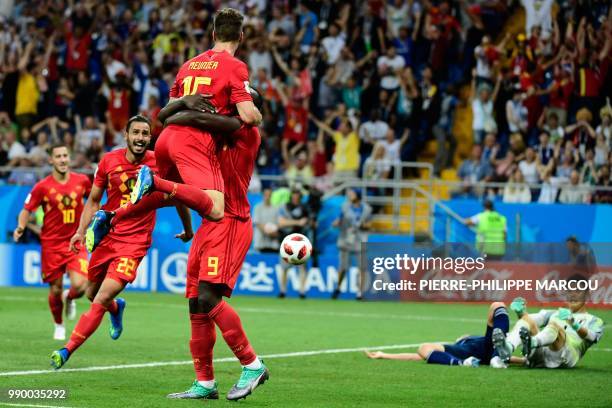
[183, 76, 212, 95]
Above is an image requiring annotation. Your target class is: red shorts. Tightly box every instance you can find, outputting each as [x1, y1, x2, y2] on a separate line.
[186, 217, 253, 298]
[154, 125, 224, 192]
[41, 244, 88, 283]
[88, 239, 148, 284]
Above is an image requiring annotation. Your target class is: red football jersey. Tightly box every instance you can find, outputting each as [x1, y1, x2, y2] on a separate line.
[169, 50, 253, 115]
[94, 149, 158, 245]
[218, 125, 261, 219]
[24, 172, 92, 249]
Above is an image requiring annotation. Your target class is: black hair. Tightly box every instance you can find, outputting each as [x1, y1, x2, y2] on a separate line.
[126, 115, 151, 132]
[249, 87, 263, 111]
[48, 142, 68, 155]
[483, 200, 494, 210]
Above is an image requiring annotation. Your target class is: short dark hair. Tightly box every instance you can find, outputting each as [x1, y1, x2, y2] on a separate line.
[48, 142, 68, 156]
[483, 199, 494, 210]
[126, 115, 151, 133]
[213, 8, 244, 42]
[249, 87, 263, 110]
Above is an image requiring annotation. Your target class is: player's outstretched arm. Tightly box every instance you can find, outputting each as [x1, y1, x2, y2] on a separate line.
[165, 110, 242, 134]
[364, 351, 423, 361]
[158, 95, 215, 124]
[71, 185, 104, 252]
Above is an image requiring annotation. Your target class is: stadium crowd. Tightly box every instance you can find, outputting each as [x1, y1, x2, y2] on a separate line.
[0, 0, 611, 204]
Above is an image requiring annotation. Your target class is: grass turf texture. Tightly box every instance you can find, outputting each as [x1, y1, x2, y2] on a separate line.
[0, 287, 610, 407]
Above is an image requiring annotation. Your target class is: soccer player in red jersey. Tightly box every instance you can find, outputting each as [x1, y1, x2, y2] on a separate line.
[50, 115, 193, 369]
[13, 143, 91, 340]
[106, 89, 266, 400]
[139, 8, 262, 224]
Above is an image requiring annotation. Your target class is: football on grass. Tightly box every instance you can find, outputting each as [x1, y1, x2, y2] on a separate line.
[279, 233, 312, 265]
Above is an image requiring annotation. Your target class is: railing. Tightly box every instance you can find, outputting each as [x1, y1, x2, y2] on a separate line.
[3, 164, 611, 240]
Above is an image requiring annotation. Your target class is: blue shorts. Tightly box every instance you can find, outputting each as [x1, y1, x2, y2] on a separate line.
[443, 326, 494, 364]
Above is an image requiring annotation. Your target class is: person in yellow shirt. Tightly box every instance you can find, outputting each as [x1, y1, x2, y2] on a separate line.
[15, 42, 40, 129]
[310, 114, 360, 180]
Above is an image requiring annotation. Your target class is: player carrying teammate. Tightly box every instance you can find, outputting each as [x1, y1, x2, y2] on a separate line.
[13, 143, 90, 340]
[366, 302, 511, 367]
[93, 89, 268, 400]
[492, 276, 604, 369]
[50, 115, 193, 369]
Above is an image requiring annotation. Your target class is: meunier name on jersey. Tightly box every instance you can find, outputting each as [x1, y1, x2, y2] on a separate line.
[189, 61, 219, 70]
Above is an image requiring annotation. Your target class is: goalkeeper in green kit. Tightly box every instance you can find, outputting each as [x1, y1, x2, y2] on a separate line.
[491, 275, 604, 369]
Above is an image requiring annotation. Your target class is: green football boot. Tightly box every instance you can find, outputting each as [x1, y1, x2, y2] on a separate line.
[166, 380, 219, 399]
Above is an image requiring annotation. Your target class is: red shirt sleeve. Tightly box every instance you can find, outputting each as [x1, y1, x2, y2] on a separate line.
[24, 183, 44, 212]
[229, 61, 253, 105]
[93, 158, 107, 188]
[169, 77, 181, 98]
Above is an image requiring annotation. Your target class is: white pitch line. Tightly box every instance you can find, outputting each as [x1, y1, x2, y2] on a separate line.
[0, 343, 424, 377]
[0, 403, 74, 408]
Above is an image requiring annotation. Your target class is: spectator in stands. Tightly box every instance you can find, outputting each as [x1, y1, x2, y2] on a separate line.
[580, 149, 598, 185]
[359, 109, 389, 158]
[28, 132, 50, 166]
[521, 1, 554, 34]
[518, 147, 540, 185]
[506, 89, 528, 135]
[310, 114, 360, 181]
[5, 131, 26, 167]
[377, 46, 405, 92]
[471, 71, 501, 143]
[538, 110, 565, 144]
[277, 83, 308, 163]
[380, 128, 409, 168]
[592, 165, 612, 203]
[456, 145, 489, 196]
[559, 170, 590, 204]
[363, 143, 391, 182]
[537, 168, 561, 204]
[596, 104, 612, 145]
[503, 169, 531, 203]
[594, 134, 609, 168]
[75, 116, 105, 153]
[277, 188, 310, 299]
[253, 187, 280, 253]
[285, 150, 313, 187]
[332, 188, 372, 300]
[433, 85, 458, 175]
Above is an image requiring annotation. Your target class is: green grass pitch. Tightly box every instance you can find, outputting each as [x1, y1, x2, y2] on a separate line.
[0, 287, 610, 407]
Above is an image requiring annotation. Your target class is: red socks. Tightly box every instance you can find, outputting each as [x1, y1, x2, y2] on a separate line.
[189, 313, 217, 381]
[113, 191, 170, 223]
[208, 301, 256, 366]
[153, 176, 213, 217]
[107, 300, 119, 315]
[65, 303, 107, 353]
[66, 287, 81, 300]
[48, 293, 63, 324]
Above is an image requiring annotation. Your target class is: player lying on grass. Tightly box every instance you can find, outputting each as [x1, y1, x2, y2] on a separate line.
[50, 115, 193, 370]
[13, 143, 90, 340]
[87, 89, 268, 401]
[366, 302, 510, 367]
[492, 276, 604, 369]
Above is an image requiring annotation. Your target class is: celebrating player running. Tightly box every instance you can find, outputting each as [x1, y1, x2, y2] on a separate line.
[13, 143, 90, 340]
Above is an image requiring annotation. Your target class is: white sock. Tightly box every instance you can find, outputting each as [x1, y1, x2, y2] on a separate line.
[54, 323, 64, 329]
[534, 326, 558, 347]
[244, 357, 262, 370]
[507, 320, 529, 350]
[198, 380, 215, 389]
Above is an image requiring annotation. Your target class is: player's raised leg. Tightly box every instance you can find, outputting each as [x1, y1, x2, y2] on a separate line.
[131, 165, 221, 220]
[51, 278, 125, 369]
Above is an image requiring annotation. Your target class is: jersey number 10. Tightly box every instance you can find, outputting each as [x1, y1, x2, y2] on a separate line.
[183, 76, 212, 95]
[62, 209, 75, 224]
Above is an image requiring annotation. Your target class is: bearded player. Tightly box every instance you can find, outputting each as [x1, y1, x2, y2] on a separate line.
[94, 89, 267, 400]
[114, 7, 262, 238]
[50, 115, 193, 369]
[492, 276, 604, 369]
[13, 143, 90, 340]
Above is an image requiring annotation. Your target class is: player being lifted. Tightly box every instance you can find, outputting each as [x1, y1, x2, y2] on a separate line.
[492, 276, 604, 369]
[13, 143, 90, 340]
[366, 302, 510, 367]
[101, 8, 261, 235]
[93, 89, 267, 400]
[50, 115, 193, 369]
